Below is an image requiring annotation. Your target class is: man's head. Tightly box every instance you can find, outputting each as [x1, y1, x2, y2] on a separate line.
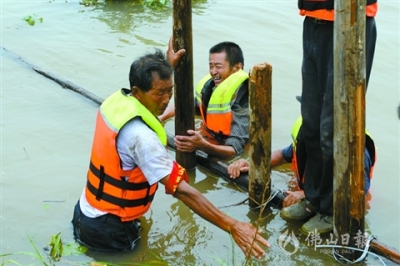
[129, 49, 174, 116]
[208, 42, 244, 87]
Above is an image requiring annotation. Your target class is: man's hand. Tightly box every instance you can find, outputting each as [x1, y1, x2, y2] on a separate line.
[227, 158, 249, 179]
[175, 129, 236, 159]
[166, 37, 186, 68]
[282, 190, 305, 208]
[171, 180, 270, 259]
[230, 220, 270, 259]
[174, 129, 206, 153]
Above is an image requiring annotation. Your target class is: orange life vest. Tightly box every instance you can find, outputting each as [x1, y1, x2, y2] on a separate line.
[290, 117, 305, 186]
[299, 0, 378, 21]
[195, 70, 248, 144]
[290, 117, 377, 186]
[85, 89, 167, 222]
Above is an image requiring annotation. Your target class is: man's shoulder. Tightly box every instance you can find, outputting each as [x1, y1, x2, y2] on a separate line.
[120, 117, 157, 139]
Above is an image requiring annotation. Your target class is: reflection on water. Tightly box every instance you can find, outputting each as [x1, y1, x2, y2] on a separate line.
[87, 0, 211, 48]
[93, 2, 171, 33]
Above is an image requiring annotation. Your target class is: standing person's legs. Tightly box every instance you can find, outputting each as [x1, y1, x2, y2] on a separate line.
[301, 19, 335, 234]
[281, 18, 335, 232]
[317, 69, 334, 215]
[280, 17, 325, 221]
[365, 17, 377, 88]
[303, 17, 335, 215]
[300, 19, 324, 209]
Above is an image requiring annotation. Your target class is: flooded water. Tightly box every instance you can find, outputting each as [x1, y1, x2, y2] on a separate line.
[1, 1, 399, 265]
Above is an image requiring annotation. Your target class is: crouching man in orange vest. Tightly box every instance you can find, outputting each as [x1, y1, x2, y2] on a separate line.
[71, 47, 269, 258]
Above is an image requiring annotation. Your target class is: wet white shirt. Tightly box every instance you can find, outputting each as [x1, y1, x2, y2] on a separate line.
[80, 117, 173, 218]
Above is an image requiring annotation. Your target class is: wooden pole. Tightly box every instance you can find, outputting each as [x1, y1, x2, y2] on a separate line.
[172, 0, 196, 170]
[370, 239, 400, 264]
[248, 63, 272, 210]
[333, 0, 366, 261]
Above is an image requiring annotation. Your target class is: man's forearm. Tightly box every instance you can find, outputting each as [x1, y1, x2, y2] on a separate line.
[201, 142, 237, 159]
[174, 181, 236, 233]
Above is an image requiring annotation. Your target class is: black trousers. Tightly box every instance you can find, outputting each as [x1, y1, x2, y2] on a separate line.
[300, 16, 377, 214]
[71, 201, 141, 252]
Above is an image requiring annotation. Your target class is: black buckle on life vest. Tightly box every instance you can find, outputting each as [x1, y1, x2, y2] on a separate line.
[96, 165, 105, 201]
[203, 125, 228, 144]
[143, 186, 151, 206]
[89, 162, 150, 190]
[87, 180, 157, 207]
[87, 162, 160, 207]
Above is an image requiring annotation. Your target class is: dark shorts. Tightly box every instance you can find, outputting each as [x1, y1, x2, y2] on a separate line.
[71, 201, 141, 252]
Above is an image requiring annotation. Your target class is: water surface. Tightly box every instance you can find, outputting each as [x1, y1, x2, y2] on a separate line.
[1, 1, 399, 265]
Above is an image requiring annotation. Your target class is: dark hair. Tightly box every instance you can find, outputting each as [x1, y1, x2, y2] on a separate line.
[129, 49, 174, 92]
[209, 42, 244, 68]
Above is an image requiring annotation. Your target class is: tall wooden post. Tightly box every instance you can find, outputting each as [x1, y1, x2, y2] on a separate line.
[172, 0, 196, 169]
[333, 0, 366, 260]
[248, 63, 272, 210]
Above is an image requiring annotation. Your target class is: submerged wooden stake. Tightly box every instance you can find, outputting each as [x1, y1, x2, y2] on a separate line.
[248, 63, 272, 210]
[172, 0, 196, 169]
[333, 0, 366, 261]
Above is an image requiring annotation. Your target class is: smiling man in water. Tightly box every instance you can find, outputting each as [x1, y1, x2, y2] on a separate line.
[159, 40, 249, 160]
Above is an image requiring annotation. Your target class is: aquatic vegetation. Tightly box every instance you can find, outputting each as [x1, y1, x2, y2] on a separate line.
[0, 231, 264, 265]
[0, 233, 87, 266]
[79, 0, 207, 8]
[23, 14, 43, 26]
[79, 0, 169, 8]
[1, 235, 50, 266]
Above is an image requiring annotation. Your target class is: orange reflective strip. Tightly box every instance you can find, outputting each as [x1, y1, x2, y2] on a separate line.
[366, 3, 378, 17]
[299, 9, 334, 21]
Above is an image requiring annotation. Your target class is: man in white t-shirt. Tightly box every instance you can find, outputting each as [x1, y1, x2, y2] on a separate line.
[71, 46, 269, 259]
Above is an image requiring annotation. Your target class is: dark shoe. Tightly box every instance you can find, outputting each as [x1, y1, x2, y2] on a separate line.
[280, 199, 317, 222]
[301, 213, 333, 235]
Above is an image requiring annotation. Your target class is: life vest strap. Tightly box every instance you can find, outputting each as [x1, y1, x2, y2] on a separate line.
[86, 180, 156, 207]
[89, 162, 150, 190]
[203, 124, 228, 143]
[96, 165, 105, 200]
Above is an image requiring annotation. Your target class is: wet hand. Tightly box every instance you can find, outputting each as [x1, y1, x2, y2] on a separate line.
[174, 130, 204, 153]
[166, 36, 186, 68]
[230, 221, 270, 259]
[282, 190, 305, 208]
[227, 158, 249, 179]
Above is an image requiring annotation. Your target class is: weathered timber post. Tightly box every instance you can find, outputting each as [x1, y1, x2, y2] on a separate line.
[248, 63, 272, 210]
[172, 0, 196, 169]
[333, 0, 366, 260]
